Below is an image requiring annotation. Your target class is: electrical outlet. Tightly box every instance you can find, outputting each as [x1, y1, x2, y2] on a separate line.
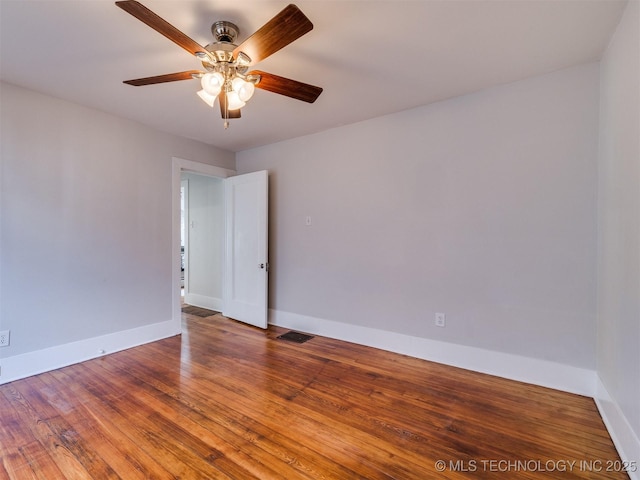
[0, 330, 10, 347]
[435, 313, 446, 328]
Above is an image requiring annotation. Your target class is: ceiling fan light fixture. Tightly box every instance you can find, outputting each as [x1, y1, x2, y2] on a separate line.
[232, 77, 255, 102]
[197, 89, 216, 107]
[201, 72, 224, 96]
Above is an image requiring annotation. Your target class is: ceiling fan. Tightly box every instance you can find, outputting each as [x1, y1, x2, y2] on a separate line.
[115, 1, 323, 128]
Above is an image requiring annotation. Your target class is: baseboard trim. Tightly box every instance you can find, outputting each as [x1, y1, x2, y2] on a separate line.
[595, 378, 640, 480]
[0, 319, 180, 385]
[184, 293, 223, 312]
[269, 309, 596, 397]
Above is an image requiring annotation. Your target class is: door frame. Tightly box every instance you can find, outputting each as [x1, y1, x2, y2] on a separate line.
[171, 157, 235, 332]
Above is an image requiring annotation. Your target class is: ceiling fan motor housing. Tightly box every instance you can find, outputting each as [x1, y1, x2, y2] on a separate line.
[201, 20, 255, 80]
[211, 20, 239, 43]
[202, 21, 242, 65]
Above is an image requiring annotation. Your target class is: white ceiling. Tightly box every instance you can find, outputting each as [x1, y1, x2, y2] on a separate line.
[0, 0, 628, 152]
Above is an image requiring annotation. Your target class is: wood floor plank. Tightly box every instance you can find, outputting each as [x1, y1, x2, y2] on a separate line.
[131, 337, 453, 477]
[99, 343, 389, 479]
[36, 371, 174, 480]
[2, 381, 95, 479]
[49, 367, 232, 480]
[0, 313, 630, 479]
[18, 441, 72, 480]
[80, 358, 298, 480]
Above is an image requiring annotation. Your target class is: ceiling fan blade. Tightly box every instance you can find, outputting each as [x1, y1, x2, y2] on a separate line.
[123, 70, 202, 86]
[218, 91, 242, 119]
[233, 4, 313, 66]
[116, 0, 208, 57]
[250, 70, 322, 103]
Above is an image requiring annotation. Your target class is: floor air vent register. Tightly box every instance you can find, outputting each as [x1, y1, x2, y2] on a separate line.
[181, 305, 220, 317]
[277, 331, 315, 344]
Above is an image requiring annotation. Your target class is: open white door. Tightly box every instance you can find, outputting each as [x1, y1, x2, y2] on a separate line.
[223, 170, 268, 328]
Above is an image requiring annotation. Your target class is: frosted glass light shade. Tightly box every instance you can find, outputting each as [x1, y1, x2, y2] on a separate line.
[201, 72, 224, 96]
[226, 90, 246, 110]
[197, 89, 216, 107]
[232, 77, 255, 102]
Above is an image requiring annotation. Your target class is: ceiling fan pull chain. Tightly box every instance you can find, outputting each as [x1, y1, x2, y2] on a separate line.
[224, 87, 229, 129]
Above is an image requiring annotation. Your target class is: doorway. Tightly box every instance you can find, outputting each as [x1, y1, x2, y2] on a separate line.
[171, 157, 269, 331]
[171, 158, 234, 332]
[180, 172, 224, 311]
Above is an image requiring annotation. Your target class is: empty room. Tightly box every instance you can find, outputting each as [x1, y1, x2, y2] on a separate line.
[0, 0, 638, 478]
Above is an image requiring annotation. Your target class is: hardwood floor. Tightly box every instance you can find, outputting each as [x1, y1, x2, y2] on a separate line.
[0, 313, 629, 479]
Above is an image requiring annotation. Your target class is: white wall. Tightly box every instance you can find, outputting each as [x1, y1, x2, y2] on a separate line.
[0, 82, 234, 370]
[596, 0, 640, 470]
[182, 172, 224, 310]
[237, 62, 600, 370]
